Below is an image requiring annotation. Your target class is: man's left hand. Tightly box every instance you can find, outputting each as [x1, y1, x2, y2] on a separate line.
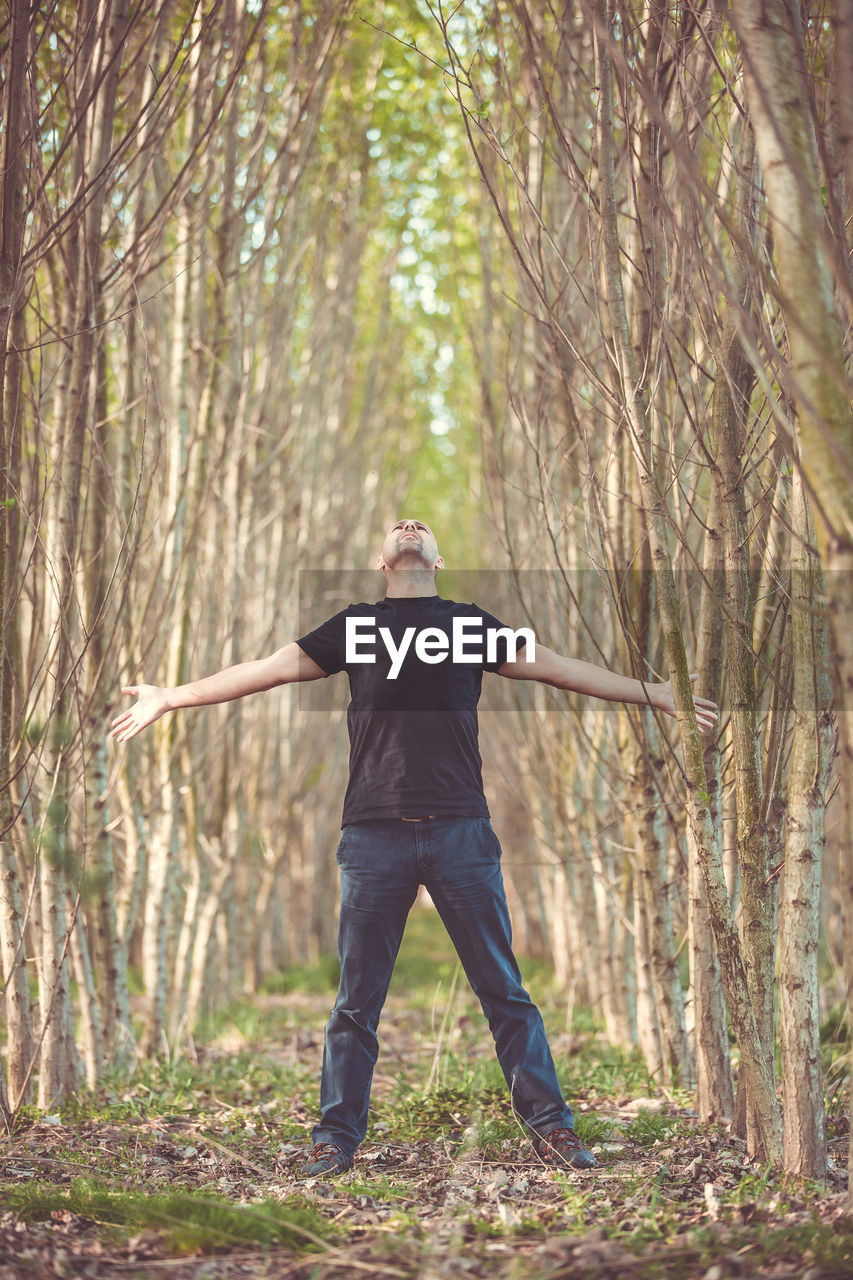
[655, 674, 718, 733]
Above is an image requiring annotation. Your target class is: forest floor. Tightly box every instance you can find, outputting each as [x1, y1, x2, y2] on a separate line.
[1, 907, 851, 1280]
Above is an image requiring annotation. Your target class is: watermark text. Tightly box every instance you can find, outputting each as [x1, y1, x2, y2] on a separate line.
[345, 617, 535, 678]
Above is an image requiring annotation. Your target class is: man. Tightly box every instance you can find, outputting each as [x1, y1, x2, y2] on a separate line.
[111, 518, 716, 1178]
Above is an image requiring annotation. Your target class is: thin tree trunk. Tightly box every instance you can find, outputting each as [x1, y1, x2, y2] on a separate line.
[111, 771, 139, 1069]
[778, 467, 832, 1177]
[0, 298, 31, 1107]
[0, 836, 32, 1109]
[633, 880, 663, 1078]
[84, 293, 125, 1067]
[140, 804, 174, 1057]
[688, 486, 733, 1121]
[68, 899, 104, 1089]
[139, 16, 204, 1053]
[0, 0, 35, 1115]
[170, 846, 203, 1041]
[632, 724, 692, 1086]
[36, 844, 79, 1106]
[588, 837, 627, 1048]
[39, 0, 131, 1103]
[184, 845, 235, 1035]
[708, 129, 772, 1149]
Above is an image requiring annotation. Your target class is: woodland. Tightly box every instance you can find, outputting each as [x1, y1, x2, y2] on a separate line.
[2, 1, 853, 1276]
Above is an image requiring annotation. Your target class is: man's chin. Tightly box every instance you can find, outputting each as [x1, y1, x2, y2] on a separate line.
[386, 555, 432, 571]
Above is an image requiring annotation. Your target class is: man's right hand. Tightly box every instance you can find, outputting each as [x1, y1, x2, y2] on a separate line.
[109, 644, 327, 744]
[110, 684, 172, 742]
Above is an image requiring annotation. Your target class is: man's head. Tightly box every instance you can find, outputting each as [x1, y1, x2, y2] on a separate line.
[377, 518, 444, 580]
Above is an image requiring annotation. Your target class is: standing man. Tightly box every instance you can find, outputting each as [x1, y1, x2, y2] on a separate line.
[111, 517, 716, 1178]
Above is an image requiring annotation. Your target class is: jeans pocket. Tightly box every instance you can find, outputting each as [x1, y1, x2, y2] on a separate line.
[484, 818, 502, 860]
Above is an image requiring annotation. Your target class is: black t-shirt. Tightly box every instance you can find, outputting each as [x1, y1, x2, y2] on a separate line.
[296, 596, 526, 825]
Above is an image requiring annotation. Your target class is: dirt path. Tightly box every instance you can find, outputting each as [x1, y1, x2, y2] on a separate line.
[1, 917, 851, 1278]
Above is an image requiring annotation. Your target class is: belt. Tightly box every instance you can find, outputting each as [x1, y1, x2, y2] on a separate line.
[401, 815, 437, 822]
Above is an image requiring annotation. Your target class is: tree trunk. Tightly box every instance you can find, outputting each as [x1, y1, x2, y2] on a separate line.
[585, 829, 624, 1046]
[36, 842, 79, 1107]
[708, 133, 773, 1148]
[139, 804, 174, 1057]
[184, 843, 236, 1035]
[732, 0, 853, 1185]
[68, 898, 104, 1089]
[687, 486, 733, 1121]
[632, 726, 692, 1086]
[778, 467, 832, 1177]
[0, 0, 35, 1116]
[633, 881, 663, 1078]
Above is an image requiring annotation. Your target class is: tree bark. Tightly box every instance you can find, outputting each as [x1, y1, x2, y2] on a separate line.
[631, 717, 692, 1086]
[68, 897, 104, 1089]
[778, 467, 832, 1177]
[687, 487, 734, 1121]
[708, 130, 773, 1149]
[732, 0, 853, 1187]
[633, 879, 663, 1078]
[0, 0, 35, 1116]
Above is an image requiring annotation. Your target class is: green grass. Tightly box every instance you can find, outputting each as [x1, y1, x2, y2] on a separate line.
[623, 1216, 853, 1280]
[52, 1048, 318, 1127]
[371, 1080, 506, 1143]
[573, 1112, 617, 1147]
[257, 953, 342, 998]
[346, 1173, 419, 1201]
[390, 906, 461, 990]
[557, 1048, 657, 1100]
[623, 1109, 684, 1147]
[3, 1178, 339, 1255]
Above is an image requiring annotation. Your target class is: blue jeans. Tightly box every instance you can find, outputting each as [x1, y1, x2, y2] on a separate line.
[311, 817, 574, 1158]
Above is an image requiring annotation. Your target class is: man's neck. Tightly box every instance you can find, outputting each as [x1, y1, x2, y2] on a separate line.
[383, 570, 439, 599]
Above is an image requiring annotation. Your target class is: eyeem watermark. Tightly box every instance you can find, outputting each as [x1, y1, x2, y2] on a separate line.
[345, 617, 536, 679]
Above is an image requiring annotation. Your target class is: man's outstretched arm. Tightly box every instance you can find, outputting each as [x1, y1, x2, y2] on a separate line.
[498, 644, 717, 732]
[110, 642, 327, 743]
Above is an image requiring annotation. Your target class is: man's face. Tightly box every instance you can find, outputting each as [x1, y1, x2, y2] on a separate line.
[377, 518, 444, 575]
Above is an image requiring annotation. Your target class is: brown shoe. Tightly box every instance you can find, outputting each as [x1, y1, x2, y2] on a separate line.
[533, 1126, 596, 1170]
[303, 1141, 352, 1177]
